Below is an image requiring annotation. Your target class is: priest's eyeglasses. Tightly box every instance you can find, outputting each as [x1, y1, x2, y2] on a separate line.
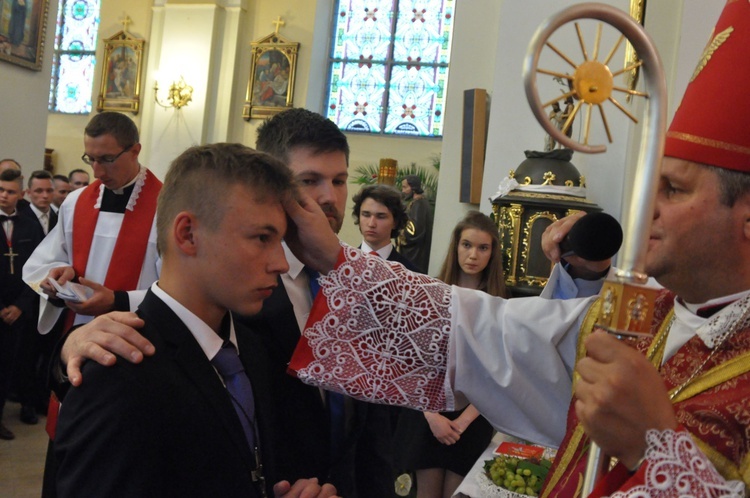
[81, 144, 134, 166]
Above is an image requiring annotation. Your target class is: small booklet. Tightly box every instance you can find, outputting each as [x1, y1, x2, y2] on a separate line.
[47, 277, 94, 303]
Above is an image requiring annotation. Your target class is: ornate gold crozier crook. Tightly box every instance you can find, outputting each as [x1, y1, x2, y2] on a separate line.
[522, 3, 667, 495]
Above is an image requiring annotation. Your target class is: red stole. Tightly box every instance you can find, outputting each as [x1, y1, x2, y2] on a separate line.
[72, 169, 161, 291]
[541, 290, 750, 497]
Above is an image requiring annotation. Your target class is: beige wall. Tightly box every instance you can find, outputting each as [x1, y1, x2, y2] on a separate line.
[45, 0, 153, 176]
[0, 0, 58, 176]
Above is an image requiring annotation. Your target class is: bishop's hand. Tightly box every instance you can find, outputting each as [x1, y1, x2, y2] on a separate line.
[574, 330, 678, 469]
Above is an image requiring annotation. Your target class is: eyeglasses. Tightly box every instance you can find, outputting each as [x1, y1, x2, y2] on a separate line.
[81, 144, 134, 166]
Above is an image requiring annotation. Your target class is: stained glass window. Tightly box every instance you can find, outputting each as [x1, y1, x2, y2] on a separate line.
[48, 0, 101, 114]
[327, 0, 455, 137]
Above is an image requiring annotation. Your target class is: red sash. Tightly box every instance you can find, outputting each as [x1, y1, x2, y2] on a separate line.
[72, 169, 161, 290]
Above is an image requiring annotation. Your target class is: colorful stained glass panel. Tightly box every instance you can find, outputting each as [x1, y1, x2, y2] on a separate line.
[49, 0, 100, 113]
[332, 0, 396, 61]
[384, 64, 445, 136]
[327, 61, 387, 133]
[52, 54, 96, 114]
[393, 0, 454, 65]
[327, 0, 454, 137]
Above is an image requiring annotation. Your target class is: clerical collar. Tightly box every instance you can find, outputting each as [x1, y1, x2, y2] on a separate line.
[678, 289, 750, 316]
[93, 166, 148, 213]
[672, 289, 750, 350]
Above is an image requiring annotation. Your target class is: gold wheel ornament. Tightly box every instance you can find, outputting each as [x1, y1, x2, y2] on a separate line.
[523, 3, 667, 278]
[523, 4, 669, 496]
[528, 18, 650, 149]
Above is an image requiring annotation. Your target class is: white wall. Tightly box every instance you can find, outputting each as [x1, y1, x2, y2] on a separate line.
[428, 0, 504, 275]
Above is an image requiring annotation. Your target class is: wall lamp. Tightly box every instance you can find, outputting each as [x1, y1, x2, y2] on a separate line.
[154, 76, 193, 109]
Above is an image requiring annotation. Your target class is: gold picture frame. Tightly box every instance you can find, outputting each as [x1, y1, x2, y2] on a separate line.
[243, 32, 299, 120]
[0, 0, 50, 71]
[97, 30, 145, 114]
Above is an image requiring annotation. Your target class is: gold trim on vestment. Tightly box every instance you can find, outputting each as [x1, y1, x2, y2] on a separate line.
[669, 351, 750, 403]
[666, 131, 750, 156]
[540, 425, 587, 498]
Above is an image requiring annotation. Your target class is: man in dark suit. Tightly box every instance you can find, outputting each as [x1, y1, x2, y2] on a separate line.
[236, 109, 395, 497]
[352, 184, 419, 272]
[53, 144, 337, 498]
[15, 170, 58, 424]
[0, 169, 45, 440]
[55, 110, 396, 497]
[24, 170, 58, 235]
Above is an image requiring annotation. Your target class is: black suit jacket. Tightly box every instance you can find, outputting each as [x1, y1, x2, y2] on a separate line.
[55, 291, 281, 497]
[1, 213, 44, 312]
[16, 201, 57, 235]
[236, 277, 395, 498]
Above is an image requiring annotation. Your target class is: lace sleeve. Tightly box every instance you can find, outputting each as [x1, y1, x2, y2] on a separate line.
[610, 428, 746, 497]
[295, 245, 454, 411]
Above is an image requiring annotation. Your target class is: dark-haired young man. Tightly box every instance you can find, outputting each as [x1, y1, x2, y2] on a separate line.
[238, 109, 395, 497]
[26, 170, 57, 236]
[352, 184, 418, 271]
[51, 175, 72, 213]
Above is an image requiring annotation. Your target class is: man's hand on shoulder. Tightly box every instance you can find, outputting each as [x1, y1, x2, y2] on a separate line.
[273, 478, 339, 498]
[62, 312, 153, 386]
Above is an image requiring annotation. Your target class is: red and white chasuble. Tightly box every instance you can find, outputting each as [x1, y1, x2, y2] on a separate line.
[289, 245, 749, 497]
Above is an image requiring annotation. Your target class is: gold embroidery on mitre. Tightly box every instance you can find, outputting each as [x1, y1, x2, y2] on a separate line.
[667, 131, 750, 156]
[691, 26, 733, 82]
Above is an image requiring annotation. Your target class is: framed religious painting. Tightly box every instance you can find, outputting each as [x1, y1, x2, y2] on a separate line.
[96, 30, 146, 114]
[243, 31, 299, 120]
[0, 0, 51, 71]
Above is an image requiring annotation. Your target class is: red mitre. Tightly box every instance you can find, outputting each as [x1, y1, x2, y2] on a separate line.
[664, 0, 750, 172]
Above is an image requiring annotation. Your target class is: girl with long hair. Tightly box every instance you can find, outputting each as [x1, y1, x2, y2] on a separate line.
[395, 211, 507, 498]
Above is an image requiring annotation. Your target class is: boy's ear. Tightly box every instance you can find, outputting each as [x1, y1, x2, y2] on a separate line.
[173, 212, 199, 256]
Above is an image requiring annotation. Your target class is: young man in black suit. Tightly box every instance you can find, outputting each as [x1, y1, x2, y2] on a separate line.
[54, 144, 337, 498]
[25, 170, 58, 235]
[55, 110, 396, 497]
[0, 169, 44, 440]
[352, 184, 419, 272]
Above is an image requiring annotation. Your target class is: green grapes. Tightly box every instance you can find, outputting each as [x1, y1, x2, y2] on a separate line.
[483, 455, 553, 497]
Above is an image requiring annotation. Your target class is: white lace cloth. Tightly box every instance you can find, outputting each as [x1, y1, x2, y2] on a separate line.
[297, 244, 454, 411]
[610, 429, 745, 498]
